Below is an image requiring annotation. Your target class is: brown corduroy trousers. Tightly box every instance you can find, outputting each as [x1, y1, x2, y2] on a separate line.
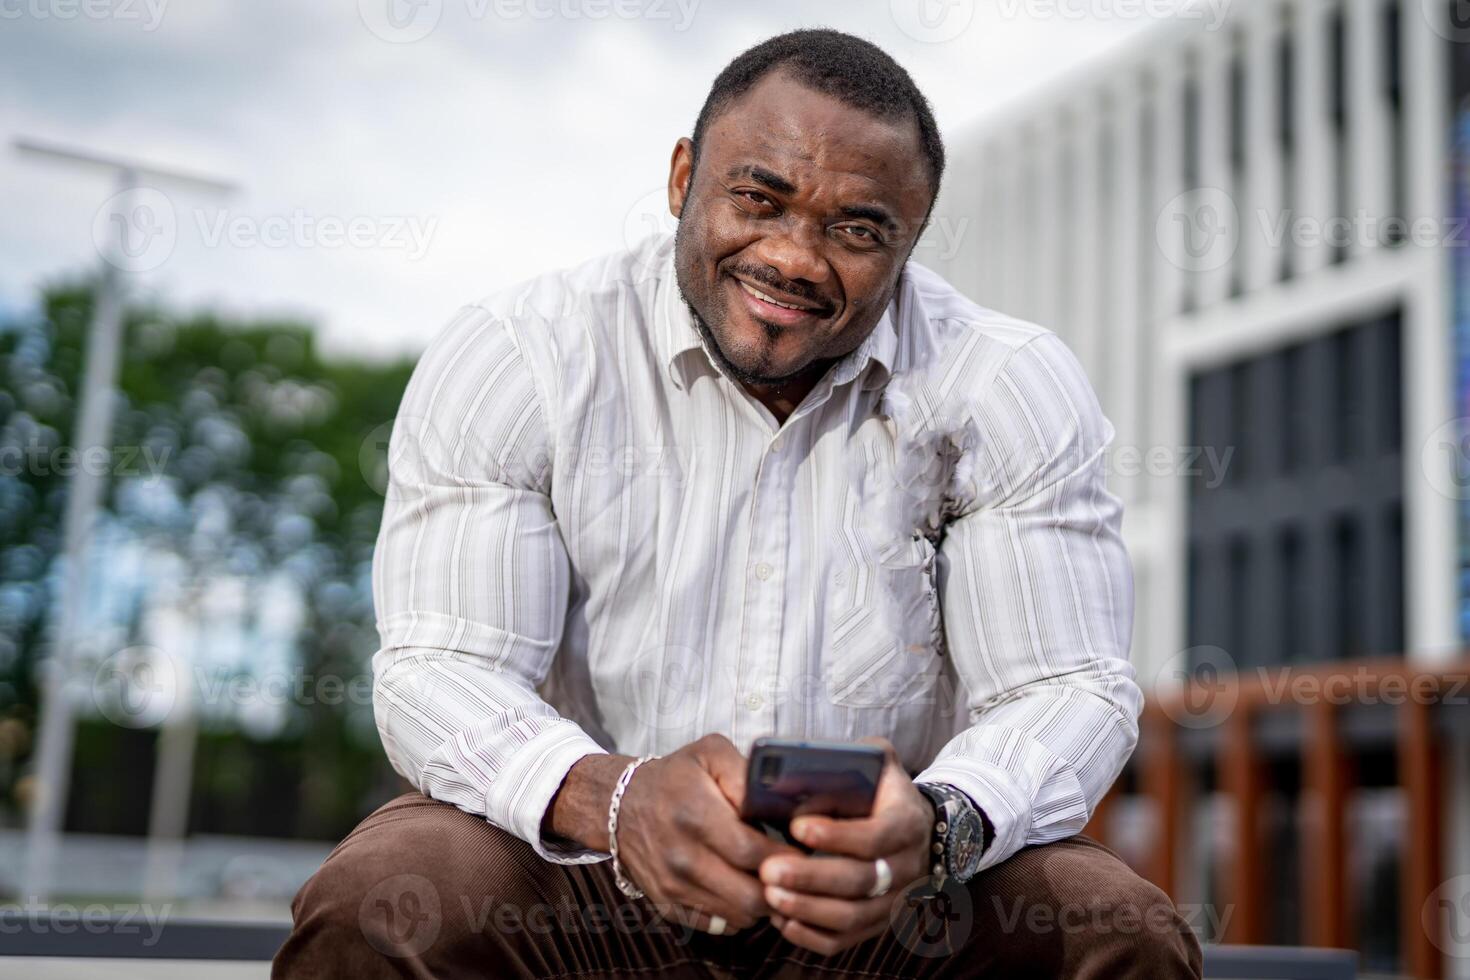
[273, 792, 1202, 979]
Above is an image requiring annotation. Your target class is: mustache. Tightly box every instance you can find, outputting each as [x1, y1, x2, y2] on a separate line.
[724, 264, 833, 315]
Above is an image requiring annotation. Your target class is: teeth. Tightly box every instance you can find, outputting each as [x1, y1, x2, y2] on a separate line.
[738, 279, 810, 312]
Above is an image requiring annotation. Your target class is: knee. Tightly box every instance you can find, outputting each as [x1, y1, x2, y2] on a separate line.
[975, 838, 1202, 979]
[1054, 866, 1200, 976]
[294, 848, 445, 961]
[275, 795, 543, 976]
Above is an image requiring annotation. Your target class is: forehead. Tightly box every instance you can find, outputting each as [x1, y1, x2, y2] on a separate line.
[701, 69, 932, 216]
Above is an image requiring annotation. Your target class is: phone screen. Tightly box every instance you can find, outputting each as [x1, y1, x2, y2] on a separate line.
[739, 738, 885, 835]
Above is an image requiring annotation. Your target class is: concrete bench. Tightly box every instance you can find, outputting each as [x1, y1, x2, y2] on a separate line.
[0, 911, 1359, 978]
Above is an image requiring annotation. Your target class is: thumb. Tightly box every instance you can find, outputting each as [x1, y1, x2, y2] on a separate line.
[696, 735, 748, 810]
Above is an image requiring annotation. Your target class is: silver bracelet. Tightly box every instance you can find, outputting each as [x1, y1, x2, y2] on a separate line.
[608, 754, 657, 899]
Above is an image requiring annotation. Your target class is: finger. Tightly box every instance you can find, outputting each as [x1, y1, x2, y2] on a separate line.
[789, 812, 905, 860]
[764, 883, 890, 934]
[670, 774, 799, 873]
[775, 912, 886, 958]
[759, 852, 881, 900]
[787, 751, 914, 859]
[650, 874, 761, 934]
[679, 848, 774, 930]
[694, 734, 749, 811]
[699, 809, 801, 873]
[647, 896, 741, 937]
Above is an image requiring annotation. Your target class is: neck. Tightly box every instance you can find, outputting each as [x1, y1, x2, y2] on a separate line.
[742, 369, 826, 426]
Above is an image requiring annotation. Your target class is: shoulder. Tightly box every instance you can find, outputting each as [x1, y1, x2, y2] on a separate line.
[400, 235, 671, 455]
[471, 234, 669, 331]
[459, 233, 669, 379]
[893, 260, 1097, 422]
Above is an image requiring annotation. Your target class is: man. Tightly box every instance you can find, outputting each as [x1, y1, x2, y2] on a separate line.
[275, 28, 1202, 979]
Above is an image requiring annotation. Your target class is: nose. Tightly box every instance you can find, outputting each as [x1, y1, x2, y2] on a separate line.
[748, 220, 831, 291]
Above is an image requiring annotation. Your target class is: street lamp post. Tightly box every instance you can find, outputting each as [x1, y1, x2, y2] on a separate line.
[13, 138, 234, 901]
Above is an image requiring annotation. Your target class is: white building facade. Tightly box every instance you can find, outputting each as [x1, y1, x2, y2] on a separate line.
[927, 1, 1469, 973]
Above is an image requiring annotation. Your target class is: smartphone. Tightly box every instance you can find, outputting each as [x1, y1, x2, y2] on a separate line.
[739, 738, 885, 847]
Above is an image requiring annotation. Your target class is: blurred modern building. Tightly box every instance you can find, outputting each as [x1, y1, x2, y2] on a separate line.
[928, 1, 1470, 975]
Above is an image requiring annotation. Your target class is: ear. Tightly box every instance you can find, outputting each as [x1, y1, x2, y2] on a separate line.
[668, 137, 695, 220]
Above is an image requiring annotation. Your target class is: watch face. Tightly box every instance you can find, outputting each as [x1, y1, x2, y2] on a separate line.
[947, 807, 984, 881]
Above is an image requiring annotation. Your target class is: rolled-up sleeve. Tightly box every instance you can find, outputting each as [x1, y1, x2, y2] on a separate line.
[915, 332, 1141, 872]
[371, 305, 609, 864]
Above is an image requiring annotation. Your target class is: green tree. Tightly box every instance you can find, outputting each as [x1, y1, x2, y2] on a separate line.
[0, 277, 416, 839]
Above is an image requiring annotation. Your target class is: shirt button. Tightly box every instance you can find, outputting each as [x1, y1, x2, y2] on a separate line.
[755, 563, 773, 581]
[745, 693, 763, 711]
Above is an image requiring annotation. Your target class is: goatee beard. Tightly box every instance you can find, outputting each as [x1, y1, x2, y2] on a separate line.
[680, 292, 812, 389]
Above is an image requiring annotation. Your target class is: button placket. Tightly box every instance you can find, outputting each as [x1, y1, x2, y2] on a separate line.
[733, 438, 792, 738]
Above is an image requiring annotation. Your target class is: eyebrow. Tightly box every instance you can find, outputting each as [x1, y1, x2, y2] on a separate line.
[724, 165, 899, 231]
[726, 164, 797, 196]
[839, 203, 897, 230]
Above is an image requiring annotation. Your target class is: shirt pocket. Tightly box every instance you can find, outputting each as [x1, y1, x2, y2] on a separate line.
[824, 525, 946, 708]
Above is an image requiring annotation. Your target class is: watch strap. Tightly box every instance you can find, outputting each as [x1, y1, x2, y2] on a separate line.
[915, 781, 987, 884]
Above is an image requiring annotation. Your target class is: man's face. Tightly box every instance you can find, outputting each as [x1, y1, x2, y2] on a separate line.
[669, 69, 935, 386]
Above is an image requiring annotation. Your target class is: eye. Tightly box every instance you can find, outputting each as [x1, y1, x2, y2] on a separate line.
[734, 189, 776, 209]
[836, 224, 881, 245]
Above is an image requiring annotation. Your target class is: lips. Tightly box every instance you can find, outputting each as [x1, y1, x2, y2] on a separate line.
[730, 276, 829, 328]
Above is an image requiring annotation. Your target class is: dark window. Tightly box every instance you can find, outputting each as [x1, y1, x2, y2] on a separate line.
[1278, 22, 1295, 282]
[1278, 528, 1304, 661]
[1377, 313, 1402, 452]
[1186, 314, 1405, 666]
[1331, 514, 1364, 659]
[1184, 74, 1201, 188]
[1385, 0, 1406, 245]
[1228, 536, 1252, 662]
[1230, 362, 1253, 484]
[1278, 28, 1295, 151]
[1329, 6, 1348, 265]
[1384, 504, 1405, 651]
[1230, 48, 1247, 174]
[1329, 7, 1347, 130]
[1331, 328, 1361, 462]
[1281, 346, 1305, 474]
[1383, 0, 1402, 109]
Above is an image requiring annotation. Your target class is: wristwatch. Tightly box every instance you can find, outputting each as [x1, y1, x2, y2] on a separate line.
[914, 782, 989, 885]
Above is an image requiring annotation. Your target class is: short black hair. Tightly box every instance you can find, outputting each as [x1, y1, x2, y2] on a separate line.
[690, 28, 945, 217]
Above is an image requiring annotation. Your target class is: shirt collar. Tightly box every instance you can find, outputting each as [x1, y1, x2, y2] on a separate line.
[652, 233, 901, 393]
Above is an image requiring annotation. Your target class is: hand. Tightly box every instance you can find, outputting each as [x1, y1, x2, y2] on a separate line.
[612, 734, 800, 934]
[756, 738, 933, 957]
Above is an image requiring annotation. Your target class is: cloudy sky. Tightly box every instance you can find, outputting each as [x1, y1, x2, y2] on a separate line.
[1, 0, 1210, 360]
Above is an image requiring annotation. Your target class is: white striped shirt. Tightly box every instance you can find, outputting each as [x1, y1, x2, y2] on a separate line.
[371, 231, 1141, 873]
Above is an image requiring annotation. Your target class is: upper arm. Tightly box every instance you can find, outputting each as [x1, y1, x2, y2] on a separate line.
[938, 332, 1137, 712]
[372, 305, 568, 685]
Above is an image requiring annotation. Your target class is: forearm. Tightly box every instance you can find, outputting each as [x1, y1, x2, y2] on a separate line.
[373, 648, 609, 862]
[543, 752, 637, 852]
[918, 671, 1139, 868]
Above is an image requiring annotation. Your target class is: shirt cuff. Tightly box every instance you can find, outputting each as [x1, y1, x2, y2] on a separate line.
[482, 719, 610, 865]
[915, 760, 1032, 874]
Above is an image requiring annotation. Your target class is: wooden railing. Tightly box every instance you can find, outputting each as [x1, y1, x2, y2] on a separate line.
[1085, 658, 1470, 979]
